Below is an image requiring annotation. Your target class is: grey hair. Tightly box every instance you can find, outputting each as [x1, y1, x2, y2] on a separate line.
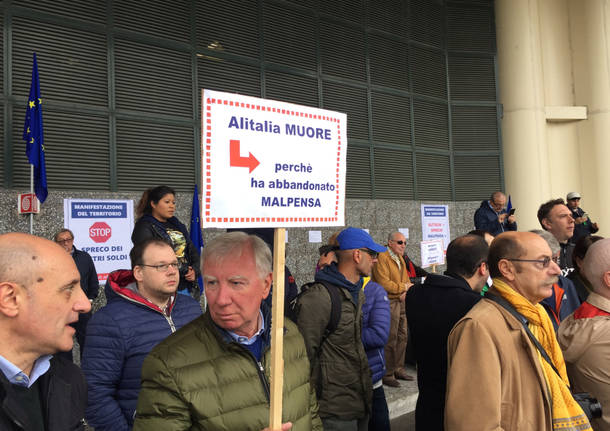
[529, 229, 560, 256]
[582, 238, 610, 293]
[388, 231, 401, 242]
[201, 231, 272, 279]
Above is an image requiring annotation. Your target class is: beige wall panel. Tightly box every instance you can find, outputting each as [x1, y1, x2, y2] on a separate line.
[569, 0, 610, 237]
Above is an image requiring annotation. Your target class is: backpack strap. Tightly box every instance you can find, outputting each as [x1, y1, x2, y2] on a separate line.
[315, 280, 342, 337]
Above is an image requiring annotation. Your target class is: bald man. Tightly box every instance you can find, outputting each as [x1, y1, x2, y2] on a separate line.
[0, 233, 91, 430]
[559, 238, 610, 430]
[445, 232, 592, 431]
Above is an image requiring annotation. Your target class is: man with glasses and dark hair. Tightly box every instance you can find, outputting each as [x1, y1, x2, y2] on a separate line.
[445, 232, 593, 431]
[405, 234, 489, 431]
[82, 238, 201, 431]
[474, 191, 517, 236]
[538, 198, 576, 273]
[54, 228, 99, 361]
[297, 227, 382, 430]
[372, 231, 414, 386]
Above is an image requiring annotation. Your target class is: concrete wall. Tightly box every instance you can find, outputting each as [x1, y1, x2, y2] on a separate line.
[0, 188, 481, 289]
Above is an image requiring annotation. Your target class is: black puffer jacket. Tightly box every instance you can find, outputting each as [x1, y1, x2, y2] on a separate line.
[0, 356, 87, 431]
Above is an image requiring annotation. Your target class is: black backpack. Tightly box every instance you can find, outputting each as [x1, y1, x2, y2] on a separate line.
[287, 279, 342, 344]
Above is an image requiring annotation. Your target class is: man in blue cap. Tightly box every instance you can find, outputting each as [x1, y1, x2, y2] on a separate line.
[297, 227, 386, 431]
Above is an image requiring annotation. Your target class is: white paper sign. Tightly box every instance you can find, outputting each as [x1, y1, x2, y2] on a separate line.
[421, 204, 450, 251]
[202, 89, 347, 228]
[64, 199, 134, 284]
[309, 230, 322, 243]
[399, 228, 409, 239]
[420, 239, 446, 267]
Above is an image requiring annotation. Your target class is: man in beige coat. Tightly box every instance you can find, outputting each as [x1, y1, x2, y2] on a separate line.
[372, 231, 413, 387]
[445, 232, 562, 431]
[559, 238, 610, 431]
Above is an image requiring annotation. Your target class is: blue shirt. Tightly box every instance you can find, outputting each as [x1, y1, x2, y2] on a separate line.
[227, 310, 265, 345]
[0, 354, 52, 388]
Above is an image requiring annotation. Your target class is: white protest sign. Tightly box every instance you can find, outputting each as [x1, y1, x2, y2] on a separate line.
[64, 199, 134, 284]
[420, 239, 445, 267]
[202, 89, 347, 228]
[421, 204, 450, 251]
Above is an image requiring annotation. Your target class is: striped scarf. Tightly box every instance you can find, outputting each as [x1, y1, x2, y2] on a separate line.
[493, 279, 592, 431]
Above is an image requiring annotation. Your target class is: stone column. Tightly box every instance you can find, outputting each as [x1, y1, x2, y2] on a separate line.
[569, 0, 610, 237]
[495, 0, 550, 231]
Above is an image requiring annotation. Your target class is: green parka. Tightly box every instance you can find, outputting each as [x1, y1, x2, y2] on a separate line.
[296, 280, 373, 420]
[133, 309, 322, 431]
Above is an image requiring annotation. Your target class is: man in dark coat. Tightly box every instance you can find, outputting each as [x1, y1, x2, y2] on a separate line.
[54, 228, 99, 360]
[566, 192, 599, 243]
[405, 235, 490, 431]
[474, 191, 517, 236]
[0, 233, 91, 430]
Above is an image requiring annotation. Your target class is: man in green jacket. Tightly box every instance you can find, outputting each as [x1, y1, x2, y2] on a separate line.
[133, 232, 322, 431]
[297, 227, 380, 431]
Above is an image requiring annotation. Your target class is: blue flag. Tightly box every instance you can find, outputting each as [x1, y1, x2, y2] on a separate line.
[23, 52, 48, 204]
[190, 184, 204, 294]
[506, 194, 512, 213]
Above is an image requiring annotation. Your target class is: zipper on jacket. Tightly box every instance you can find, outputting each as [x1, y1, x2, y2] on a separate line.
[165, 315, 177, 332]
[256, 360, 271, 402]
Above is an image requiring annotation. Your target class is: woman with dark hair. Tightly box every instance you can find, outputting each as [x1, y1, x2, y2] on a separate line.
[569, 234, 604, 302]
[132, 186, 200, 298]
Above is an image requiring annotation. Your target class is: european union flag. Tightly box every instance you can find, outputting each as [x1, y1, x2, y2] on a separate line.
[190, 184, 204, 294]
[23, 52, 48, 204]
[506, 194, 512, 213]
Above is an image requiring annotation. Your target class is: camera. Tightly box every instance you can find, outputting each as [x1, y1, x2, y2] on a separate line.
[573, 392, 602, 420]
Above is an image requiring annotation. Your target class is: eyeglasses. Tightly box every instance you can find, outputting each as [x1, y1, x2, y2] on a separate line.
[505, 257, 553, 269]
[359, 248, 379, 259]
[139, 262, 180, 272]
[56, 238, 73, 243]
[392, 240, 406, 245]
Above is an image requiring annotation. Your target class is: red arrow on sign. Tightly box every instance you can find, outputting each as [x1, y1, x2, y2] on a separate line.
[230, 139, 260, 173]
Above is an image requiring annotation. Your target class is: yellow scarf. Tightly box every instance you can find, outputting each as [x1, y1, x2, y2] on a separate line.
[493, 279, 592, 431]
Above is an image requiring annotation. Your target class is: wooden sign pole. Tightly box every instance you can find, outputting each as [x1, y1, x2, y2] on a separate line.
[269, 228, 286, 430]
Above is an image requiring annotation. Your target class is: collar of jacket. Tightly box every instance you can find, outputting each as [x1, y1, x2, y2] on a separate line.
[140, 214, 189, 238]
[0, 357, 82, 431]
[105, 269, 176, 315]
[204, 302, 274, 350]
[423, 272, 473, 292]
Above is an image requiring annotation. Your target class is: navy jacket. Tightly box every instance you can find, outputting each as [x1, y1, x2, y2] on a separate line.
[361, 279, 390, 383]
[405, 273, 481, 431]
[81, 270, 202, 431]
[0, 356, 87, 431]
[72, 247, 99, 300]
[541, 275, 582, 331]
[473, 200, 517, 236]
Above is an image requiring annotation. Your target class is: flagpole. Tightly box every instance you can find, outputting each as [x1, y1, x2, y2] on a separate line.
[30, 165, 34, 234]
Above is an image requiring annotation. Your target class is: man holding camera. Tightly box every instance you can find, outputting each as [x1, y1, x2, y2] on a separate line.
[559, 238, 610, 431]
[474, 191, 517, 236]
[445, 232, 593, 431]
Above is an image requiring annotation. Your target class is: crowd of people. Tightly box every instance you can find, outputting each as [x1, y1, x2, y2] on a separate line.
[0, 186, 608, 431]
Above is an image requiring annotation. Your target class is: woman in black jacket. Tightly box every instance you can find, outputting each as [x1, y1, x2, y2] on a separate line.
[131, 185, 200, 298]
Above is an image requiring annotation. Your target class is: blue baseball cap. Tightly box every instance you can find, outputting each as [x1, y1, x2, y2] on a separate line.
[336, 227, 386, 253]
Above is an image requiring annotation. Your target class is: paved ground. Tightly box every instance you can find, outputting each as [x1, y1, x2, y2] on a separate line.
[386, 364, 418, 430]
